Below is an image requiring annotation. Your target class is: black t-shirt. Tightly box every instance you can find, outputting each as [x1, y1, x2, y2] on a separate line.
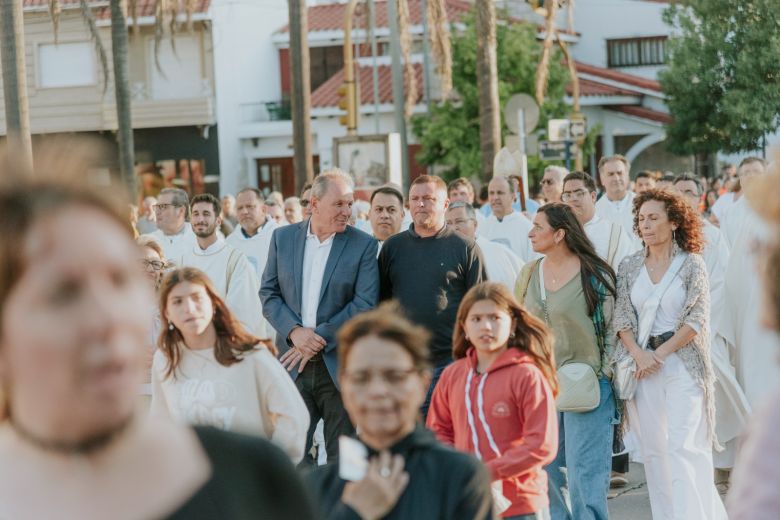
[378, 225, 486, 365]
[166, 427, 317, 519]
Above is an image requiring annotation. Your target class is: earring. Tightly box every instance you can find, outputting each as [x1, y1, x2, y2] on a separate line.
[510, 332, 516, 338]
[168, 323, 174, 331]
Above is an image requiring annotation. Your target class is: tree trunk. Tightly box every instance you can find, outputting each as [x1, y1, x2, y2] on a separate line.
[0, 0, 33, 169]
[475, 0, 499, 182]
[288, 0, 314, 191]
[110, 0, 136, 196]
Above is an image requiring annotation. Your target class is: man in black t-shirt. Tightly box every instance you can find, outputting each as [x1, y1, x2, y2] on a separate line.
[378, 175, 486, 418]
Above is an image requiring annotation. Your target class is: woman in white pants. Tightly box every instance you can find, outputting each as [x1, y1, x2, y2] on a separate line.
[613, 189, 726, 520]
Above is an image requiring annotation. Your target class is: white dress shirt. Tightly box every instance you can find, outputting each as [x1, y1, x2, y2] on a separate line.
[301, 223, 335, 328]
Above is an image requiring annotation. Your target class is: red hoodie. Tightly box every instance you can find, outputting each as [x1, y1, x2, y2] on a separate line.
[426, 347, 558, 517]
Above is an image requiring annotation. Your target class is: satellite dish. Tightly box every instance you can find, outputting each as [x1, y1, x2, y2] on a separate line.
[504, 93, 540, 135]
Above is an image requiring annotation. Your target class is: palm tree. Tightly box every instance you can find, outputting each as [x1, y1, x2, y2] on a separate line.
[0, 0, 33, 169]
[475, 0, 499, 182]
[110, 0, 135, 195]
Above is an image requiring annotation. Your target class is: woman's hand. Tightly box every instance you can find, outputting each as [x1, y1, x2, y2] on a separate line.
[632, 349, 663, 379]
[341, 451, 409, 520]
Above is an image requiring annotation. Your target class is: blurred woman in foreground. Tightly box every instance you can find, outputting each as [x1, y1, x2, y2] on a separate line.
[0, 144, 313, 519]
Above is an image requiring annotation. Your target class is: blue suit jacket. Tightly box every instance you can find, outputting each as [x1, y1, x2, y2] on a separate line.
[260, 220, 379, 384]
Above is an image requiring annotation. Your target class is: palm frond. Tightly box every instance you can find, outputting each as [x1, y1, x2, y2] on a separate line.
[129, 0, 140, 37]
[185, 0, 195, 32]
[78, 0, 110, 93]
[535, 1, 558, 105]
[48, 0, 62, 43]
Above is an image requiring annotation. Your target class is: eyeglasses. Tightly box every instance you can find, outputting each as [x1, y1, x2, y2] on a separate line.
[342, 368, 420, 387]
[139, 259, 167, 271]
[153, 203, 181, 212]
[561, 189, 589, 202]
[301, 199, 310, 208]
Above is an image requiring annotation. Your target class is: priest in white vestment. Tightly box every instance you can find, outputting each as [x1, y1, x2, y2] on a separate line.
[594, 155, 643, 251]
[675, 175, 752, 473]
[480, 176, 536, 262]
[445, 202, 523, 292]
[145, 187, 197, 264]
[562, 171, 638, 272]
[181, 194, 265, 338]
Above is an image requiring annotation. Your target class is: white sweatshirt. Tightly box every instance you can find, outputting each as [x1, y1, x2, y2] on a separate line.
[150, 346, 309, 463]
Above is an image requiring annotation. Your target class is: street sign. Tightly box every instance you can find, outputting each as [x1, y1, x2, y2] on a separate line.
[504, 94, 540, 134]
[539, 140, 577, 161]
[569, 114, 587, 140]
[548, 119, 570, 141]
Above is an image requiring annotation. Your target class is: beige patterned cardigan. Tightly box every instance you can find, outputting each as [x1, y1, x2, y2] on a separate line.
[612, 248, 721, 449]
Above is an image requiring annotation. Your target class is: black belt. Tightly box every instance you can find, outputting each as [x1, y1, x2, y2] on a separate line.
[647, 331, 674, 351]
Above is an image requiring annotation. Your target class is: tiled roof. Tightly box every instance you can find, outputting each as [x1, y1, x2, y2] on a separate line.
[278, 0, 472, 34]
[607, 105, 672, 124]
[23, 0, 211, 18]
[311, 63, 424, 108]
[575, 61, 662, 92]
[569, 78, 642, 97]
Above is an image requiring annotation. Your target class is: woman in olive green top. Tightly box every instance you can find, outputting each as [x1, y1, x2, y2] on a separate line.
[515, 203, 616, 520]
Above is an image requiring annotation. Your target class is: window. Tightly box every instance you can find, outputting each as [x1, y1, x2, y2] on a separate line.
[310, 45, 344, 91]
[607, 36, 667, 68]
[38, 42, 96, 88]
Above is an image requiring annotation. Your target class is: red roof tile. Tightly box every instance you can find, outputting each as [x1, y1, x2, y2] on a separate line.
[311, 63, 424, 109]
[278, 0, 471, 34]
[569, 78, 642, 97]
[574, 61, 662, 92]
[23, 0, 211, 18]
[607, 105, 672, 124]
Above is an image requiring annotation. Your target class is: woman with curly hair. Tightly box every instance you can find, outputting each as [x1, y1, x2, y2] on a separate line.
[613, 189, 726, 519]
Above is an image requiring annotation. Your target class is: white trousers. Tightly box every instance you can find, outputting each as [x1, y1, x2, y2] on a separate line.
[627, 353, 727, 520]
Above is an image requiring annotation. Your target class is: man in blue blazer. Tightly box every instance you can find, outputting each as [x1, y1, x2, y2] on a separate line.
[261, 169, 379, 467]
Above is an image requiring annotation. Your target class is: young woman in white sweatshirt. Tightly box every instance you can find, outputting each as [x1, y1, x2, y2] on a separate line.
[150, 267, 309, 463]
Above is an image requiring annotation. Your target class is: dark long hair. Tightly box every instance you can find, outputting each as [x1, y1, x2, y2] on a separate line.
[453, 283, 559, 397]
[158, 267, 276, 379]
[537, 203, 616, 316]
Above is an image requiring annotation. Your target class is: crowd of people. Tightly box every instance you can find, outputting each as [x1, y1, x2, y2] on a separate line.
[0, 141, 778, 520]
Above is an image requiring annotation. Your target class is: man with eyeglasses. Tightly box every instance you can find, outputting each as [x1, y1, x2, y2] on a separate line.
[145, 188, 197, 264]
[480, 176, 536, 262]
[446, 201, 521, 292]
[300, 183, 313, 219]
[379, 175, 485, 419]
[594, 155, 642, 250]
[562, 171, 636, 272]
[540, 165, 568, 203]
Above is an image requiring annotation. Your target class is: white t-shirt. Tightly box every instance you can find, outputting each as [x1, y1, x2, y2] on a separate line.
[630, 265, 693, 336]
[150, 346, 309, 462]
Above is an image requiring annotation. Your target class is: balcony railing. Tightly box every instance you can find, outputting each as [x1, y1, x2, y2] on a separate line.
[239, 101, 292, 123]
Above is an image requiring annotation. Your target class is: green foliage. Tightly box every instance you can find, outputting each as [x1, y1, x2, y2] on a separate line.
[661, 0, 780, 154]
[411, 9, 570, 183]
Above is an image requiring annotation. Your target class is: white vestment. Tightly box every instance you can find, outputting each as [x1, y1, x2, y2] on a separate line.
[180, 238, 265, 338]
[710, 191, 736, 224]
[480, 211, 537, 262]
[583, 214, 638, 272]
[226, 219, 279, 337]
[701, 219, 751, 469]
[145, 223, 197, 266]
[476, 235, 524, 292]
[595, 191, 643, 251]
[720, 200, 780, 408]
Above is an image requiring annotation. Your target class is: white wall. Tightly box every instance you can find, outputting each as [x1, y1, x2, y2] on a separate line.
[210, 0, 288, 196]
[569, 0, 670, 79]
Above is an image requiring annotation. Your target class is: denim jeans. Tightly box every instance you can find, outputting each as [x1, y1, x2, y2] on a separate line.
[546, 377, 616, 520]
[420, 360, 451, 421]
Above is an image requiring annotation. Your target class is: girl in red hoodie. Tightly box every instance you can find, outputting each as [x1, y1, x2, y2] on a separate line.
[427, 282, 559, 519]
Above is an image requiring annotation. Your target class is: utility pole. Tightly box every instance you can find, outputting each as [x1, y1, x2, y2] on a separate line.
[110, 0, 136, 195]
[475, 0, 500, 182]
[0, 0, 33, 170]
[288, 0, 314, 191]
[387, 0, 410, 187]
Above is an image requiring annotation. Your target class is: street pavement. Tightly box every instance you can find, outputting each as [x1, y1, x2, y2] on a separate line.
[608, 463, 652, 520]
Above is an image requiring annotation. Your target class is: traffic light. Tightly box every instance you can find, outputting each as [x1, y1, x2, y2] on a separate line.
[337, 79, 359, 135]
[527, 0, 563, 14]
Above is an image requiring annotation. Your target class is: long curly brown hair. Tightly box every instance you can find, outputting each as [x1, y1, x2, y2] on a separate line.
[633, 189, 705, 254]
[453, 283, 559, 397]
[158, 267, 276, 380]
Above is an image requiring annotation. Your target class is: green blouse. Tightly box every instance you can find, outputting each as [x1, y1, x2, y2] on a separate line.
[523, 268, 602, 374]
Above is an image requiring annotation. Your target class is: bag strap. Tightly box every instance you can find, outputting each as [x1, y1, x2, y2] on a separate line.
[636, 253, 688, 348]
[607, 222, 622, 268]
[515, 258, 541, 301]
